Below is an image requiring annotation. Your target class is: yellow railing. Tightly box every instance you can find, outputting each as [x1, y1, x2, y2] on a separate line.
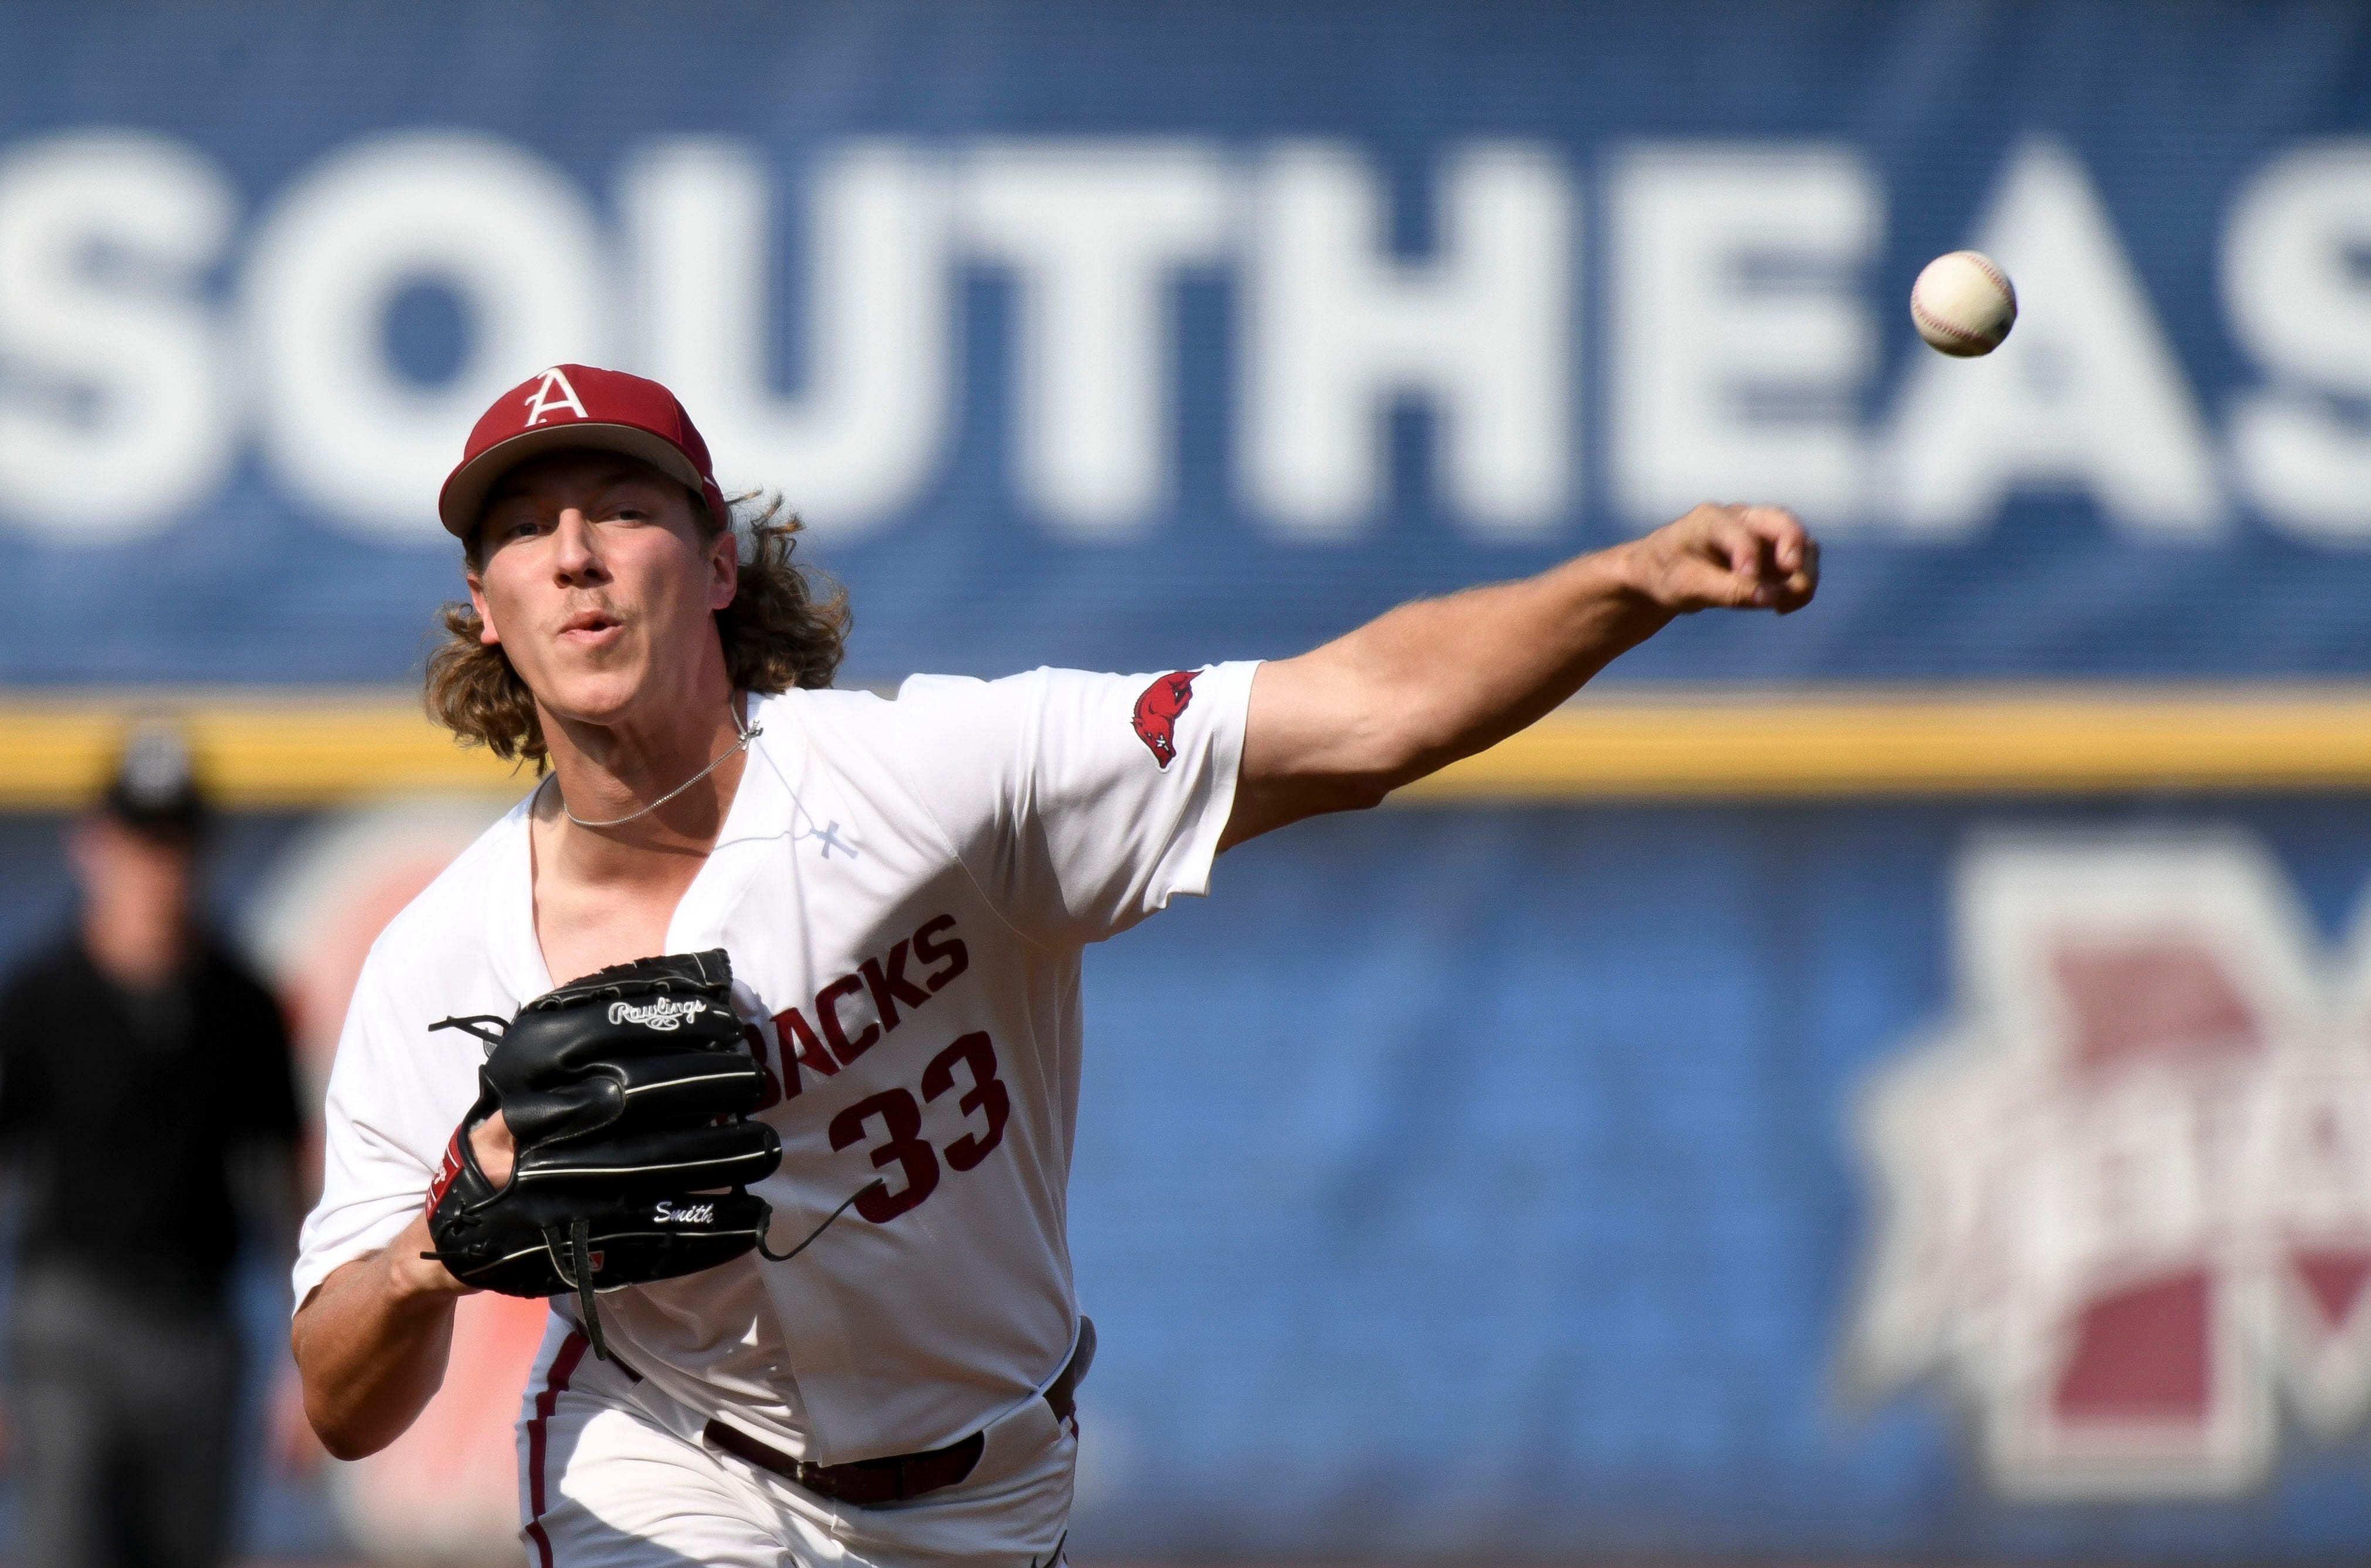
[7, 685, 2371, 807]
[0, 692, 528, 807]
[1400, 685, 2371, 800]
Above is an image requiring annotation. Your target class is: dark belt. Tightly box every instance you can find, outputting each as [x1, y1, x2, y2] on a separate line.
[703, 1316, 1096, 1508]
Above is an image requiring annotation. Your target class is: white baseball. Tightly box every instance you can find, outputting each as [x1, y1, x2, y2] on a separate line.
[1910, 250, 2017, 357]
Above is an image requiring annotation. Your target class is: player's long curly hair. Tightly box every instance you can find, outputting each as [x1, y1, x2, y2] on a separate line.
[423, 491, 849, 767]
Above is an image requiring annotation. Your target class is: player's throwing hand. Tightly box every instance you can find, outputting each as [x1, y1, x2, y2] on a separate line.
[1619, 503, 1819, 616]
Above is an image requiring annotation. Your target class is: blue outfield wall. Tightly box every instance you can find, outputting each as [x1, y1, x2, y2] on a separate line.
[9, 797, 2369, 1557]
[1068, 798, 2371, 1559]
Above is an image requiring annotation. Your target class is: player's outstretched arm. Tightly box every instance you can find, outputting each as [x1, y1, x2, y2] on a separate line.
[1220, 503, 1816, 849]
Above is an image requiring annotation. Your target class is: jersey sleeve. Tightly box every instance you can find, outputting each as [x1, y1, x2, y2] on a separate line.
[290, 944, 464, 1309]
[889, 661, 1256, 948]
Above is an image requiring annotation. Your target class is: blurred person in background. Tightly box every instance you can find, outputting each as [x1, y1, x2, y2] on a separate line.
[0, 727, 304, 1568]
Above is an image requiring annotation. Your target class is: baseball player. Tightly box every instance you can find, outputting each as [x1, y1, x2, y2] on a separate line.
[291, 364, 1817, 1568]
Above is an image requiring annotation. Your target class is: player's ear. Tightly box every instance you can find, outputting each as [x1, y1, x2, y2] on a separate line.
[705, 517, 738, 612]
[467, 574, 503, 648]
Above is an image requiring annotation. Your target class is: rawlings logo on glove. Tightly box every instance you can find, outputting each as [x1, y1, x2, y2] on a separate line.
[607, 996, 707, 1030]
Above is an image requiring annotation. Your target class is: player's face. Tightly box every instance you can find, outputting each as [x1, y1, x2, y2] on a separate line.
[466, 452, 737, 730]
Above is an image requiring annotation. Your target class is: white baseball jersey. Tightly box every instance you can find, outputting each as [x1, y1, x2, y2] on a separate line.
[295, 663, 1254, 1466]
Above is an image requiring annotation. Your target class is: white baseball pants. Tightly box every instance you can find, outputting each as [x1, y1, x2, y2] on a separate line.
[514, 1316, 1077, 1568]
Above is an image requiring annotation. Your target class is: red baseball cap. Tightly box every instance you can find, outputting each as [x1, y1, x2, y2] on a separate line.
[437, 364, 730, 539]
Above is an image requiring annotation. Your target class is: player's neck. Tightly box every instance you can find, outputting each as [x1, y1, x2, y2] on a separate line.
[535, 676, 751, 868]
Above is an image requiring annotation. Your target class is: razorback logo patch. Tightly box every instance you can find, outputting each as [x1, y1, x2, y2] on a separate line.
[1131, 670, 1198, 768]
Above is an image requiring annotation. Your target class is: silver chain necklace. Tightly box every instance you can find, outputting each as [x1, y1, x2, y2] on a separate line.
[550, 701, 762, 830]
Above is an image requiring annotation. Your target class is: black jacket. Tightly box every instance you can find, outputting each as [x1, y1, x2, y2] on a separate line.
[0, 932, 301, 1305]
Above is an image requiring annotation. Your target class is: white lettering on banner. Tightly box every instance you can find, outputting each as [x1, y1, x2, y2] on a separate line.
[245, 133, 609, 542]
[1610, 145, 1878, 528]
[623, 140, 950, 544]
[1848, 835, 2371, 1498]
[1883, 138, 2224, 539]
[960, 141, 1232, 537]
[521, 366, 586, 427]
[1, 128, 2357, 551]
[2224, 141, 2371, 544]
[1240, 142, 1572, 539]
[0, 133, 236, 539]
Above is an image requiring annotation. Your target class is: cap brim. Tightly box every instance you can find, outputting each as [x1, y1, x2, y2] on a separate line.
[439, 423, 714, 538]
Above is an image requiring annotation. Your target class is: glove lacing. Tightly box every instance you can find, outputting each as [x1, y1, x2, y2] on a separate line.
[551, 1218, 612, 1362]
[757, 1181, 883, 1264]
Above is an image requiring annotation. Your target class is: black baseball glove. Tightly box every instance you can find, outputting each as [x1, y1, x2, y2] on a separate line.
[422, 949, 782, 1359]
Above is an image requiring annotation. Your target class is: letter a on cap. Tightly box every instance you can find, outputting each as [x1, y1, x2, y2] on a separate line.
[521, 366, 588, 427]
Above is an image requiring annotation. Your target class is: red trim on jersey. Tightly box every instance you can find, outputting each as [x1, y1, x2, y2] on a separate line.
[523, 1329, 591, 1568]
